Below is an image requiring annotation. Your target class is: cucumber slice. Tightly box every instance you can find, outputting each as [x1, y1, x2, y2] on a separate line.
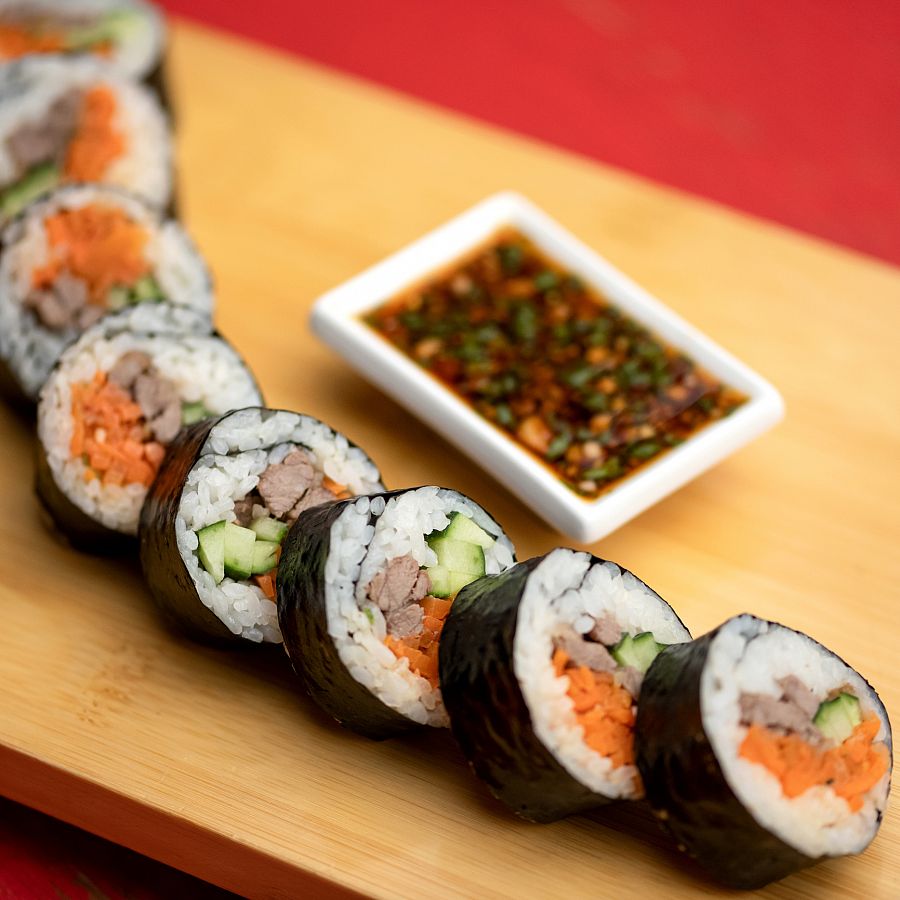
[425, 565, 481, 598]
[436, 512, 495, 549]
[65, 9, 140, 50]
[106, 284, 131, 311]
[447, 570, 479, 595]
[251, 540, 280, 575]
[426, 565, 453, 598]
[223, 522, 256, 580]
[0, 163, 60, 219]
[134, 274, 163, 301]
[814, 692, 861, 744]
[196, 520, 226, 584]
[611, 632, 665, 673]
[181, 401, 209, 426]
[250, 517, 288, 543]
[428, 536, 485, 576]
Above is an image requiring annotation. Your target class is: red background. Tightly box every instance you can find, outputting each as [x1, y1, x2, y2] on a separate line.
[160, 0, 900, 265]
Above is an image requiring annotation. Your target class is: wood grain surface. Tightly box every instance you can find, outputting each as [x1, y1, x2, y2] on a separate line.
[1, 18, 898, 900]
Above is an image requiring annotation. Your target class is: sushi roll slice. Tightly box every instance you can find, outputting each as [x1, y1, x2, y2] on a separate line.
[36, 303, 262, 553]
[277, 486, 516, 739]
[0, 184, 212, 404]
[0, 55, 172, 226]
[635, 614, 892, 889]
[139, 407, 386, 645]
[439, 548, 691, 822]
[0, 1, 167, 94]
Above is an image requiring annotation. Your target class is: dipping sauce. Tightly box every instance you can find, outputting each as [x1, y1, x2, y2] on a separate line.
[364, 229, 746, 499]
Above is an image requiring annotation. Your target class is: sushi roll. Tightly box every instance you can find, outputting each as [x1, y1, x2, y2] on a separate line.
[439, 548, 691, 822]
[0, 1, 167, 96]
[36, 303, 262, 553]
[0, 55, 172, 226]
[139, 407, 385, 645]
[0, 184, 213, 405]
[635, 614, 892, 889]
[277, 486, 516, 739]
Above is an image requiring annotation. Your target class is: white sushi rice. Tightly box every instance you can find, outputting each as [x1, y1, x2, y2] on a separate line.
[0, 56, 171, 214]
[0, 0, 165, 81]
[701, 615, 892, 858]
[515, 548, 691, 800]
[326, 487, 516, 727]
[0, 184, 212, 398]
[37, 304, 261, 536]
[173, 408, 385, 644]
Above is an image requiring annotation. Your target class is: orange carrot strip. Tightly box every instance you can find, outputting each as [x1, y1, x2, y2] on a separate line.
[0, 24, 65, 57]
[64, 87, 126, 182]
[69, 370, 165, 488]
[421, 596, 453, 620]
[33, 205, 151, 303]
[740, 716, 888, 812]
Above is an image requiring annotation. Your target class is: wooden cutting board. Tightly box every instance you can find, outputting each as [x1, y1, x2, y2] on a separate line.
[1, 18, 898, 900]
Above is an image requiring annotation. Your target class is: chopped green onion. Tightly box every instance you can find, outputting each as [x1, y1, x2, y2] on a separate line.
[498, 244, 524, 275]
[533, 270, 560, 292]
[494, 404, 516, 428]
[546, 431, 572, 460]
[582, 392, 609, 412]
[512, 304, 538, 341]
[583, 459, 622, 480]
[563, 363, 598, 389]
[630, 441, 661, 460]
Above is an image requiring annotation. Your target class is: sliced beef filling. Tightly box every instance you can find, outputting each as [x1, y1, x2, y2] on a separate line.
[554, 625, 617, 673]
[24, 270, 102, 331]
[366, 554, 431, 638]
[252, 448, 349, 525]
[6, 89, 82, 181]
[231, 496, 258, 528]
[108, 350, 182, 444]
[551, 615, 643, 696]
[739, 675, 825, 745]
[364, 554, 451, 687]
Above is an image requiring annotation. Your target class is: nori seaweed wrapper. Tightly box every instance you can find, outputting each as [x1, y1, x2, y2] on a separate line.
[0, 356, 33, 416]
[635, 625, 823, 889]
[144, 53, 173, 122]
[277, 491, 420, 740]
[440, 553, 618, 823]
[137, 415, 239, 644]
[34, 438, 135, 554]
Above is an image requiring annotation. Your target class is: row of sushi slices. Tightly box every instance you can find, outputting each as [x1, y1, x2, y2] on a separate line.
[0, 1, 180, 408]
[0, 4, 267, 559]
[136, 412, 892, 891]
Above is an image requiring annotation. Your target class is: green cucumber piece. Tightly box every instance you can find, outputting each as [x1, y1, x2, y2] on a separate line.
[250, 540, 280, 575]
[426, 565, 453, 598]
[814, 692, 861, 744]
[250, 517, 288, 543]
[0, 163, 60, 219]
[223, 522, 256, 580]
[196, 520, 226, 584]
[65, 9, 140, 50]
[435, 512, 495, 549]
[428, 536, 485, 576]
[106, 284, 131, 310]
[133, 274, 164, 301]
[181, 401, 210, 426]
[424, 564, 481, 598]
[611, 632, 665, 673]
[447, 570, 480, 595]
